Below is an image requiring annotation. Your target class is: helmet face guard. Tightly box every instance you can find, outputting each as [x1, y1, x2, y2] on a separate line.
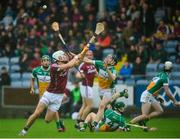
[113, 101, 125, 113]
[41, 55, 50, 61]
[105, 54, 118, 66]
[164, 61, 173, 72]
[52, 50, 68, 62]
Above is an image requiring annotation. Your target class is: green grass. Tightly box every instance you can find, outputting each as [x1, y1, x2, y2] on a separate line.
[0, 118, 180, 138]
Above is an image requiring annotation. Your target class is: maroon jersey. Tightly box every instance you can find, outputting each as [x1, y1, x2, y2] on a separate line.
[47, 64, 68, 94]
[79, 62, 96, 87]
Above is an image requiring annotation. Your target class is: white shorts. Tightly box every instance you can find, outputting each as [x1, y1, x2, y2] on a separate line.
[39, 91, 64, 112]
[140, 90, 158, 104]
[99, 88, 115, 99]
[80, 85, 93, 99]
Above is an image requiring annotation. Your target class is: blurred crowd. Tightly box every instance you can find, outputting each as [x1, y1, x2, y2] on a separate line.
[0, 0, 180, 76]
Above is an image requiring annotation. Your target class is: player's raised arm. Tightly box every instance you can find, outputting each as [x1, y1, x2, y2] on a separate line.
[103, 55, 117, 81]
[52, 47, 89, 70]
[83, 57, 94, 64]
[105, 64, 117, 81]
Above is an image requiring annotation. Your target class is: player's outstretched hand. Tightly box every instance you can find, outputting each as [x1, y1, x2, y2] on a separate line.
[30, 88, 35, 95]
[79, 46, 89, 60]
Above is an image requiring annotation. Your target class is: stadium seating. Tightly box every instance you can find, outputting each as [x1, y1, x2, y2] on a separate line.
[22, 72, 32, 80]
[0, 57, 9, 65]
[10, 73, 21, 81]
[0, 64, 9, 71]
[22, 80, 30, 87]
[11, 81, 22, 87]
[136, 79, 149, 85]
[146, 64, 158, 72]
[146, 72, 157, 81]
[124, 78, 135, 85]
[9, 57, 19, 65]
[164, 40, 177, 54]
[10, 65, 21, 72]
[171, 72, 180, 80]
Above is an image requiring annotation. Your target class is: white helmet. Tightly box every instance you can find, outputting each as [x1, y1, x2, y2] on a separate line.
[164, 61, 173, 71]
[52, 50, 65, 61]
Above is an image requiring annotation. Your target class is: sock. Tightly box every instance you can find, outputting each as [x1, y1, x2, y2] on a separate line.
[92, 121, 98, 127]
[83, 122, 88, 129]
[56, 121, 61, 129]
[24, 126, 29, 131]
[77, 119, 84, 123]
[59, 120, 64, 128]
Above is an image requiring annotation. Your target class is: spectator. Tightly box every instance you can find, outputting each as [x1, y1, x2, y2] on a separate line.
[153, 19, 171, 42]
[136, 45, 149, 64]
[3, 43, 15, 58]
[149, 42, 167, 64]
[28, 52, 41, 71]
[19, 52, 30, 73]
[0, 66, 11, 87]
[173, 21, 180, 40]
[140, 2, 155, 36]
[96, 30, 111, 48]
[72, 8, 82, 23]
[119, 61, 132, 80]
[132, 56, 146, 80]
[106, 0, 118, 13]
[122, 20, 136, 45]
[172, 9, 180, 23]
[117, 13, 127, 33]
[175, 44, 180, 63]
[127, 45, 137, 63]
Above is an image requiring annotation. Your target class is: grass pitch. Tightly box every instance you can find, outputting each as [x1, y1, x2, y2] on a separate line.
[0, 118, 180, 138]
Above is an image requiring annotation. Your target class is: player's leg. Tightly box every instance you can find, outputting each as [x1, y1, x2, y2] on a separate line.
[54, 111, 65, 132]
[78, 99, 86, 119]
[130, 90, 152, 124]
[46, 93, 65, 132]
[81, 98, 93, 120]
[130, 102, 151, 124]
[148, 102, 163, 119]
[92, 95, 111, 128]
[75, 85, 86, 128]
[81, 86, 94, 121]
[79, 112, 96, 131]
[76, 98, 86, 123]
[19, 101, 47, 136]
[45, 109, 56, 123]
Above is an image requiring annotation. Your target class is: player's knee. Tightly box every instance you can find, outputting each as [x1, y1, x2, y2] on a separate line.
[142, 114, 149, 119]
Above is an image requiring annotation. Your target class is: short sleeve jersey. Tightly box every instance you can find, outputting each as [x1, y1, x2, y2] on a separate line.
[147, 71, 169, 96]
[79, 62, 96, 87]
[47, 63, 68, 94]
[32, 66, 50, 95]
[93, 60, 116, 89]
[100, 109, 126, 131]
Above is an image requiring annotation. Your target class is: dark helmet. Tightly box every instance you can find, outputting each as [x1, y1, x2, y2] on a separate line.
[113, 101, 125, 110]
[112, 55, 118, 65]
[107, 54, 118, 65]
[41, 55, 50, 60]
